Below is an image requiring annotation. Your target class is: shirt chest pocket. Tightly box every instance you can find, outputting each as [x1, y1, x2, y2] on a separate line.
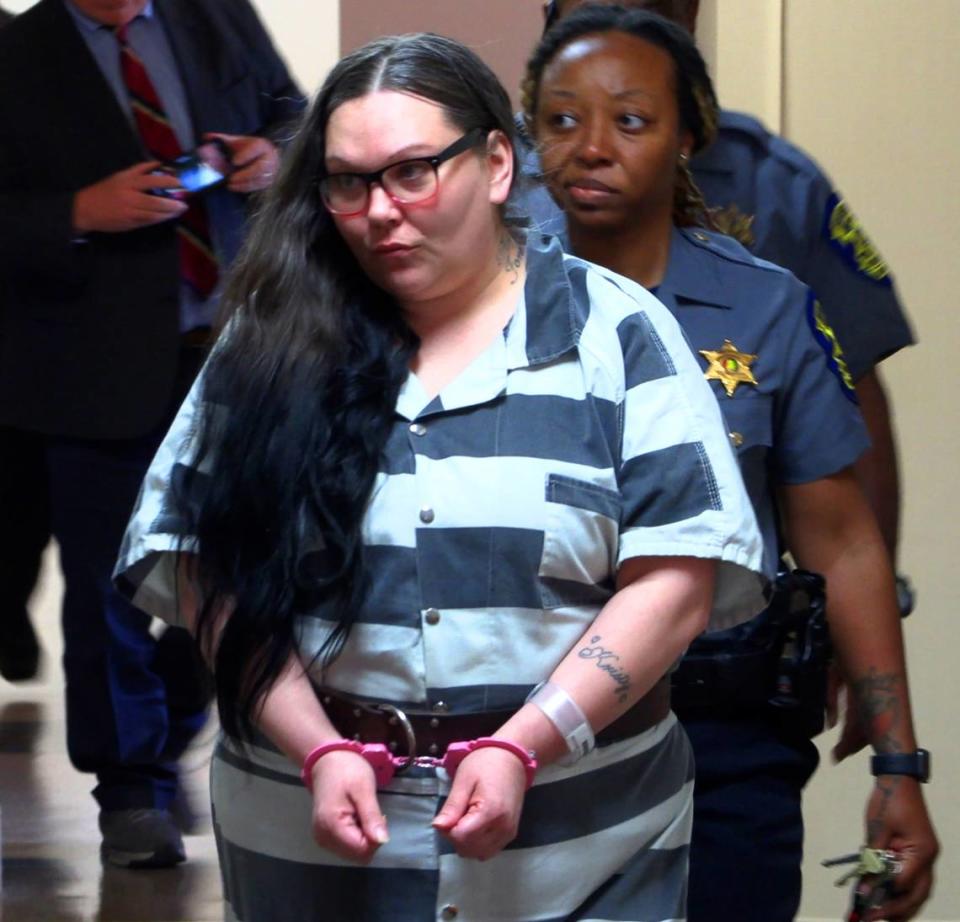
[538, 473, 621, 610]
[722, 394, 774, 455]
[720, 395, 775, 507]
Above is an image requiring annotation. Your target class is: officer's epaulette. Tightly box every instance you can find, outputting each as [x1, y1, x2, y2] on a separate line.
[716, 109, 769, 142]
[717, 110, 822, 181]
[682, 226, 786, 275]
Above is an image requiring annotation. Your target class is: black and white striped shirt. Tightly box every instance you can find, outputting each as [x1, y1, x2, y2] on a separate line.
[118, 233, 763, 713]
[115, 233, 764, 921]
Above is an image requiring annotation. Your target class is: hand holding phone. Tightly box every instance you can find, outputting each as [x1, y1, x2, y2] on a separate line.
[205, 133, 280, 194]
[73, 161, 188, 234]
[154, 138, 235, 200]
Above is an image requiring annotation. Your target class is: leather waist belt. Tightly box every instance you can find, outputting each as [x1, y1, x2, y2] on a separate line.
[320, 677, 671, 759]
[671, 648, 774, 715]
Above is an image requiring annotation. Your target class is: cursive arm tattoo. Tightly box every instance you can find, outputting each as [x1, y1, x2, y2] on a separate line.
[578, 635, 632, 704]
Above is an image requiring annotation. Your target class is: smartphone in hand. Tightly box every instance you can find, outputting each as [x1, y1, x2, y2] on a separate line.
[154, 138, 234, 199]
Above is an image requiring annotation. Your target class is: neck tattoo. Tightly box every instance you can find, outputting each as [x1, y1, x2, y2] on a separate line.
[497, 232, 525, 285]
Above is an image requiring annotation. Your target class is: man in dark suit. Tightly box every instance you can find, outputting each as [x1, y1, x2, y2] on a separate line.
[0, 0, 52, 690]
[0, 0, 305, 868]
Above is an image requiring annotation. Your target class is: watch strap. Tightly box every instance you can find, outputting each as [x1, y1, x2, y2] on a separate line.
[870, 748, 930, 782]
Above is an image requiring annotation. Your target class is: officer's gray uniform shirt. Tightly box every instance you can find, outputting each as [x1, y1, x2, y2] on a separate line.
[657, 227, 871, 578]
[115, 233, 765, 922]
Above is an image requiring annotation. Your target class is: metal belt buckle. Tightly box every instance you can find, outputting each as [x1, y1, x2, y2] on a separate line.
[373, 703, 417, 774]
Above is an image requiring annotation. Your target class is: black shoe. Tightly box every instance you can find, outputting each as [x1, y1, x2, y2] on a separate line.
[0, 609, 40, 682]
[99, 808, 186, 869]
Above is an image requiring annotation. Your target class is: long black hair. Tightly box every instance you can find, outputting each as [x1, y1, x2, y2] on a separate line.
[180, 33, 519, 739]
[523, 4, 720, 229]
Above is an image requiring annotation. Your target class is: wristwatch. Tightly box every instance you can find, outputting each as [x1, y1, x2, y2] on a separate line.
[871, 749, 931, 783]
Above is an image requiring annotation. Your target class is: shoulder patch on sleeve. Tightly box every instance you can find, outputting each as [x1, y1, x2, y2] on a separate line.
[823, 194, 892, 286]
[806, 294, 858, 404]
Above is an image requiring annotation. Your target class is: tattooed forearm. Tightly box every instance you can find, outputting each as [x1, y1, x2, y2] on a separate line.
[578, 635, 632, 704]
[850, 668, 905, 754]
[866, 775, 902, 843]
[496, 232, 524, 284]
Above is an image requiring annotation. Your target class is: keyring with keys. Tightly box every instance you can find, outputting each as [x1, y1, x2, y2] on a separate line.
[822, 847, 902, 921]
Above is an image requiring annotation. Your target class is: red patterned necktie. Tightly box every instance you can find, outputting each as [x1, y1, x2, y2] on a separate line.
[115, 23, 219, 299]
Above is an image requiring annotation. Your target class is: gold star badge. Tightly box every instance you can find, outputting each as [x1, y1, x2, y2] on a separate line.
[700, 340, 758, 397]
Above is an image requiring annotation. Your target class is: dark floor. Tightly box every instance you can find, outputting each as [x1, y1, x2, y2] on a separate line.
[0, 548, 223, 921]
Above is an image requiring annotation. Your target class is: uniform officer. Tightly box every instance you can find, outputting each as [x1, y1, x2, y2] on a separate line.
[527, 0, 912, 584]
[521, 6, 938, 920]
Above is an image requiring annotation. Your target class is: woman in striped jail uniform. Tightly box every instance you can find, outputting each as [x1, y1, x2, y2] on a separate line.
[523, 7, 937, 922]
[114, 31, 766, 922]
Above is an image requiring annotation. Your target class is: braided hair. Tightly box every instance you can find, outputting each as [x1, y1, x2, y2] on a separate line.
[522, 3, 720, 231]
[545, 0, 700, 32]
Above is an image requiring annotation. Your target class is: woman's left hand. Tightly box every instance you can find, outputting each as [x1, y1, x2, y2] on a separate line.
[862, 777, 938, 922]
[431, 747, 528, 860]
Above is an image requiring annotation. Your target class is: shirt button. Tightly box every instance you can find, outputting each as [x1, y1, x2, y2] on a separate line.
[440, 907, 459, 921]
[410, 423, 427, 436]
[424, 608, 440, 625]
[420, 507, 435, 524]
[693, 231, 709, 242]
[729, 431, 744, 447]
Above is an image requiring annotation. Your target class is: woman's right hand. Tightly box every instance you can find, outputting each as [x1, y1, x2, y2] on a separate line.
[309, 750, 389, 863]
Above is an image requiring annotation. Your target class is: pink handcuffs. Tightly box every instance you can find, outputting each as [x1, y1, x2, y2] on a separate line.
[301, 737, 538, 791]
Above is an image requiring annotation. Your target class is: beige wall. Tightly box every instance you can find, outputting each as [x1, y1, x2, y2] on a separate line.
[249, 0, 338, 95]
[339, 0, 544, 108]
[710, 1, 960, 919]
[709, 0, 784, 129]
